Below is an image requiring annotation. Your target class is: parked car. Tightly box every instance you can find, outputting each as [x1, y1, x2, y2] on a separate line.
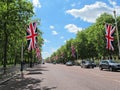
[81, 60, 96, 68]
[66, 61, 73, 66]
[99, 60, 120, 71]
[53, 62, 56, 64]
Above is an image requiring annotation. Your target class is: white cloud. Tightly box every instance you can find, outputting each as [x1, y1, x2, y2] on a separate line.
[42, 48, 58, 59]
[32, 0, 41, 8]
[109, 0, 117, 7]
[44, 39, 50, 43]
[71, 2, 81, 7]
[71, 3, 76, 7]
[66, 2, 115, 23]
[42, 52, 50, 59]
[64, 40, 67, 43]
[49, 26, 58, 35]
[60, 36, 64, 39]
[64, 24, 82, 34]
[49, 25, 55, 29]
[52, 30, 58, 35]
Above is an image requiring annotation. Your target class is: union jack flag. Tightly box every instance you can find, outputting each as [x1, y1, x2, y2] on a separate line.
[105, 24, 115, 50]
[35, 47, 41, 60]
[26, 22, 38, 50]
[71, 45, 76, 57]
[60, 52, 64, 58]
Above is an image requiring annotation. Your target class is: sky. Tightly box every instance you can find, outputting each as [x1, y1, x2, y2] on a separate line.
[30, 0, 120, 59]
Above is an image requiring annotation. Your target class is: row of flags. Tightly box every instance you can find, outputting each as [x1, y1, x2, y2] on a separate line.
[25, 22, 116, 60]
[26, 22, 41, 60]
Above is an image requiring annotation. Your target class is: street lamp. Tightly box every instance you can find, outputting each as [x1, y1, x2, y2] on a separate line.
[113, 10, 120, 58]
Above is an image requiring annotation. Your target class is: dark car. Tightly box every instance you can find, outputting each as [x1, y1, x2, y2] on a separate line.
[81, 60, 96, 68]
[99, 60, 120, 71]
[66, 61, 73, 66]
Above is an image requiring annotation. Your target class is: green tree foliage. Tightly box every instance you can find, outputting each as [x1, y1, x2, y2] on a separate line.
[47, 13, 120, 63]
[0, 0, 43, 68]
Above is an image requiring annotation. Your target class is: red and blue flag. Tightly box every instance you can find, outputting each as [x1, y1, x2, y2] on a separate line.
[26, 22, 38, 50]
[105, 24, 115, 50]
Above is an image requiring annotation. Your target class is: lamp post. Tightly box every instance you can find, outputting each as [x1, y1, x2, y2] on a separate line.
[113, 10, 120, 58]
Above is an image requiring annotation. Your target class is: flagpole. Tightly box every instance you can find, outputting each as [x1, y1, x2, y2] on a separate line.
[21, 42, 24, 79]
[113, 10, 120, 58]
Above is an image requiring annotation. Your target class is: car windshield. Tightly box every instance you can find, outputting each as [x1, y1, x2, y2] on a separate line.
[86, 61, 92, 63]
[68, 61, 72, 63]
[109, 60, 116, 63]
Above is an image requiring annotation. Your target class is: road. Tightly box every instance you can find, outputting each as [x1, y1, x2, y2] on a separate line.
[40, 63, 120, 90]
[0, 63, 120, 90]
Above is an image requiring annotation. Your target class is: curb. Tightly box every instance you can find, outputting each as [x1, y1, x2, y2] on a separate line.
[0, 72, 19, 85]
[0, 64, 37, 85]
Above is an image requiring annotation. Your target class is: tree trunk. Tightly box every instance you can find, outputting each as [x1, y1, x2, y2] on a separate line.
[3, 31, 8, 73]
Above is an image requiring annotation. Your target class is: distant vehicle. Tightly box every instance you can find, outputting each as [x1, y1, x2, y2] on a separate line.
[66, 61, 73, 66]
[53, 62, 56, 64]
[81, 60, 96, 68]
[99, 60, 120, 71]
[41, 59, 45, 64]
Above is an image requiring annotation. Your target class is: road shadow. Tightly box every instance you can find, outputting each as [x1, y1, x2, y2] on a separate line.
[0, 75, 57, 90]
[101, 69, 120, 72]
[26, 68, 48, 72]
[27, 71, 43, 75]
[0, 75, 42, 90]
[42, 86, 57, 90]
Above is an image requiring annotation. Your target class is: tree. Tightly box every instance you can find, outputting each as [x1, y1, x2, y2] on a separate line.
[0, 0, 41, 71]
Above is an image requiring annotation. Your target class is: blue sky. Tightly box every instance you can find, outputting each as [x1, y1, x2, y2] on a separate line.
[31, 0, 120, 59]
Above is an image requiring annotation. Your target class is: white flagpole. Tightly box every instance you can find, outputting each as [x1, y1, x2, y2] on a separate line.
[113, 10, 120, 57]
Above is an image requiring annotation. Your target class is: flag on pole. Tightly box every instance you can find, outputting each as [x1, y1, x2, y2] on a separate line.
[26, 22, 38, 50]
[71, 45, 76, 57]
[60, 52, 64, 58]
[35, 47, 41, 60]
[105, 24, 115, 50]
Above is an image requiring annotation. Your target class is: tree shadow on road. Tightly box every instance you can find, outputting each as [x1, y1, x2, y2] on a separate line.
[26, 67, 49, 75]
[27, 71, 43, 75]
[101, 69, 120, 72]
[26, 68, 49, 72]
[0, 76, 42, 90]
[0, 75, 57, 90]
[42, 86, 57, 90]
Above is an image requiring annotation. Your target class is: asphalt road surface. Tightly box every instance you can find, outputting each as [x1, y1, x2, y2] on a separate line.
[0, 63, 120, 90]
[40, 63, 120, 90]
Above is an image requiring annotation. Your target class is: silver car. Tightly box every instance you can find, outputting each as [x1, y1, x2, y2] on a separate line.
[99, 60, 120, 71]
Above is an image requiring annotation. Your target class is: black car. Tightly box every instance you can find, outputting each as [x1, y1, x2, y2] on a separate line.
[99, 60, 120, 71]
[81, 60, 96, 68]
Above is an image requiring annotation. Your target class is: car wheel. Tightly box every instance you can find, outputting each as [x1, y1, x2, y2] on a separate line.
[90, 66, 93, 68]
[109, 67, 113, 71]
[99, 66, 103, 70]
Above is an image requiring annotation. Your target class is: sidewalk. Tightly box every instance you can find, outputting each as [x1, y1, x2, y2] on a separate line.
[0, 66, 20, 84]
[0, 64, 29, 85]
[0, 64, 49, 90]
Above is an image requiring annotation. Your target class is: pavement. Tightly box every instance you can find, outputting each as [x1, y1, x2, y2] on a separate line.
[0, 64, 49, 90]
